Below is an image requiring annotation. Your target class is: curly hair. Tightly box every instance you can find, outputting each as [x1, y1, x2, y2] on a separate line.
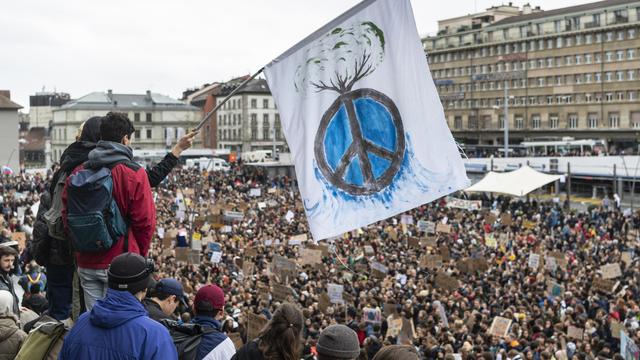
[100, 112, 135, 143]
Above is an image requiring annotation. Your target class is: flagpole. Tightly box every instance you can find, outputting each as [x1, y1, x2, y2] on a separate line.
[194, 67, 265, 132]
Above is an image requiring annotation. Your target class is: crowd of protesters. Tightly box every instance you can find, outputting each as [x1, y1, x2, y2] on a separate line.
[0, 112, 636, 359]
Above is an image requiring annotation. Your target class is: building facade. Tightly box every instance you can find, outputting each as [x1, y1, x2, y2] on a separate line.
[182, 82, 223, 149]
[423, 0, 640, 154]
[29, 92, 71, 130]
[0, 91, 22, 172]
[51, 90, 201, 161]
[215, 78, 287, 154]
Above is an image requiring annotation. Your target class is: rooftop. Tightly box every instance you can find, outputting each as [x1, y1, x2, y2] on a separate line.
[0, 94, 22, 110]
[490, 0, 638, 27]
[58, 90, 199, 111]
[219, 78, 271, 97]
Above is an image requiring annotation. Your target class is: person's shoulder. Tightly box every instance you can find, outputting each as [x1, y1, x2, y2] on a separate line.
[133, 315, 171, 334]
[112, 161, 142, 173]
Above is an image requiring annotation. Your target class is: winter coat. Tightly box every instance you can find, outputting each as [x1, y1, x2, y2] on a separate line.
[0, 316, 26, 360]
[0, 274, 19, 316]
[192, 316, 236, 360]
[63, 141, 157, 269]
[58, 288, 177, 360]
[31, 141, 178, 267]
[142, 298, 171, 323]
[231, 340, 265, 360]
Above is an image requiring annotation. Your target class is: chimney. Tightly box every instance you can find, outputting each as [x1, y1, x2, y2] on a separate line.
[0, 90, 10, 99]
[522, 3, 532, 14]
[107, 89, 113, 101]
[146, 90, 152, 101]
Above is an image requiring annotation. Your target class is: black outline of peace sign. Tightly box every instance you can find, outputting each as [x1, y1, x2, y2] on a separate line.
[314, 88, 405, 195]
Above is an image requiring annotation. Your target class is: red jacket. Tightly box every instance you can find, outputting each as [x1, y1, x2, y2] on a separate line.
[63, 158, 156, 269]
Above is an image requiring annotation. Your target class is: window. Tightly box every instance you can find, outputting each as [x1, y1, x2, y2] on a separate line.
[251, 99, 257, 109]
[633, 112, 640, 128]
[538, 78, 545, 87]
[617, 71, 624, 81]
[609, 112, 620, 128]
[554, 20, 562, 33]
[263, 99, 269, 108]
[630, 91, 637, 101]
[588, 113, 598, 128]
[585, 73, 593, 83]
[531, 115, 541, 129]
[273, 114, 282, 140]
[616, 50, 624, 61]
[146, 113, 152, 122]
[549, 115, 559, 129]
[498, 115, 505, 129]
[592, 13, 601, 26]
[263, 118, 270, 140]
[585, 53, 592, 64]
[454, 116, 462, 129]
[515, 116, 524, 129]
[618, 92, 625, 101]
[546, 57, 553, 68]
[595, 72, 602, 82]
[586, 34, 593, 44]
[568, 114, 578, 129]
[565, 56, 572, 65]
[250, 115, 258, 140]
[605, 51, 613, 62]
[606, 32, 614, 41]
[605, 92, 614, 102]
[585, 93, 593, 103]
[135, 129, 140, 139]
[134, 113, 140, 122]
[146, 129, 152, 139]
[547, 95, 553, 104]
[629, 28, 636, 39]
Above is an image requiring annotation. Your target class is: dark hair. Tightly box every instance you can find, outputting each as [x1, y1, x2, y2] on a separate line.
[0, 246, 18, 258]
[258, 303, 304, 360]
[101, 112, 135, 143]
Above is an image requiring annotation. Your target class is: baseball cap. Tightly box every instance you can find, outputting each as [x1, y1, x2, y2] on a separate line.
[194, 285, 225, 313]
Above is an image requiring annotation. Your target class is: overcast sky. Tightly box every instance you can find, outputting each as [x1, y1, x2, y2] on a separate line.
[2, 0, 586, 112]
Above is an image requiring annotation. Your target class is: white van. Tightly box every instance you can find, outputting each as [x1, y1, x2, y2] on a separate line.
[242, 150, 272, 162]
[185, 157, 230, 172]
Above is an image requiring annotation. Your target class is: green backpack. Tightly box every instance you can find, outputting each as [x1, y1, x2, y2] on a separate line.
[15, 319, 68, 360]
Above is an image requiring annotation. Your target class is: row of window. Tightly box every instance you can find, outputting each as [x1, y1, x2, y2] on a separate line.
[452, 112, 630, 130]
[218, 113, 280, 127]
[218, 127, 283, 142]
[218, 98, 273, 110]
[444, 91, 638, 109]
[438, 69, 640, 94]
[133, 112, 153, 122]
[432, 48, 637, 79]
[428, 25, 639, 59]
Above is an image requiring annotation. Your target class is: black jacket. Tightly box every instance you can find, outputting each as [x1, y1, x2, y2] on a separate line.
[231, 340, 265, 360]
[142, 298, 172, 322]
[30, 143, 179, 266]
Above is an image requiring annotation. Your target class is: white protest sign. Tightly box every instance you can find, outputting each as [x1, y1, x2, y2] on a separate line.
[327, 283, 344, 304]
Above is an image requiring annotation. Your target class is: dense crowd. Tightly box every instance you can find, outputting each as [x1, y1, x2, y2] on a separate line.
[0, 113, 637, 360]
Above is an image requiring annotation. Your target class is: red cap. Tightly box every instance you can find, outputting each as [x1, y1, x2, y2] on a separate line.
[195, 285, 225, 312]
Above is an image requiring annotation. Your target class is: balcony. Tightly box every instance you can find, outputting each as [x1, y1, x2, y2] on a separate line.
[584, 21, 600, 29]
[612, 15, 628, 24]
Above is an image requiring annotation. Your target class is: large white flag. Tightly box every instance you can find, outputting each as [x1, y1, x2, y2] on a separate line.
[265, 0, 469, 240]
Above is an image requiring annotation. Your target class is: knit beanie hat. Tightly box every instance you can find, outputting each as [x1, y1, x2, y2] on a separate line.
[317, 324, 360, 359]
[107, 253, 154, 294]
[372, 345, 420, 360]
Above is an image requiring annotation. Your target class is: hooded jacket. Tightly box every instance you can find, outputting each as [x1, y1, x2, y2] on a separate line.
[58, 289, 177, 360]
[31, 139, 178, 266]
[63, 141, 157, 269]
[0, 316, 26, 360]
[193, 316, 236, 360]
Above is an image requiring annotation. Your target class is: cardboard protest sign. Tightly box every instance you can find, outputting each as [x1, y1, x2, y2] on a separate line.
[547, 281, 564, 298]
[308, 243, 330, 257]
[488, 316, 512, 337]
[299, 248, 323, 266]
[407, 237, 420, 248]
[422, 236, 437, 248]
[592, 277, 617, 294]
[271, 283, 293, 302]
[446, 198, 481, 211]
[611, 320, 624, 339]
[371, 262, 388, 279]
[364, 245, 375, 256]
[318, 292, 331, 314]
[191, 240, 202, 251]
[484, 213, 497, 225]
[621, 252, 633, 266]
[188, 249, 201, 265]
[223, 210, 244, 222]
[11, 232, 25, 249]
[175, 247, 189, 262]
[327, 283, 344, 304]
[528, 253, 541, 269]
[384, 303, 397, 317]
[548, 251, 568, 269]
[601, 263, 622, 279]
[501, 213, 513, 226]
[434, 272, 459, 292]
[400, 318, 416, 340]
[485, 234, 497, 249]
[242, 262, 255, 276]
[163, 228, 177, 248]
[400, 214, 414, 225]
[288, 234, 307, 246]
[386, 316, 403, 338]
[249, 188, 262, 197]
[439, 246, 451, 262]
[544, 256, 558, 272]
[421, 255, 443, 270]
[436, 223, 451, 234]
[246, 313, 268, 341]
[272, 255, 298, 283]
[417, 220, 429, 232]
[567, 326, 584, 340]
[244, 247, 258, 258]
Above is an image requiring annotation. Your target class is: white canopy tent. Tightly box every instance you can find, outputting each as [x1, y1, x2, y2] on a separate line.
[465, 165, 562, 197]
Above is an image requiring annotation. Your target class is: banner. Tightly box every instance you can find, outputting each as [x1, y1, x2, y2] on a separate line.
[264, 0, 468, 240]
[446, 198, 481, 211]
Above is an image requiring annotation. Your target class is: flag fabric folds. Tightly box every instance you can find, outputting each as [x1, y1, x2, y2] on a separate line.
[264, 0, 469, 240]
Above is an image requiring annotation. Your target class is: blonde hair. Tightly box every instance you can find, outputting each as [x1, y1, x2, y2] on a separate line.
[75, 121, 85, 141]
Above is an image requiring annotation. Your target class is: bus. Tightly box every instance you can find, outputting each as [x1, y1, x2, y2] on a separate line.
[133, 148, 231, 167]
[520, 138, 607, 156]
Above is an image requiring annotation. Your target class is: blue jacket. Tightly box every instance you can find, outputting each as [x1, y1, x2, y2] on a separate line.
[59, 289, 177, 360]
[193, 316, 236, 360]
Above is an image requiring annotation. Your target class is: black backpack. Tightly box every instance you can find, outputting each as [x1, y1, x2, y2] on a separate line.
[160, 319, 217, 360]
